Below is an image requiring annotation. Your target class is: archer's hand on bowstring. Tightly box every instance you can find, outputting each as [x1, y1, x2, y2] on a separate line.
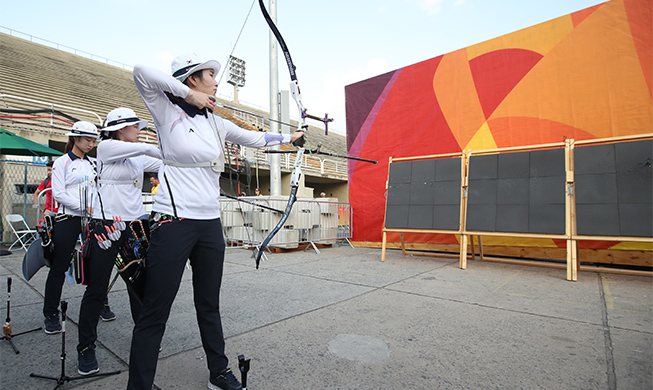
[185, 89, 216, 109]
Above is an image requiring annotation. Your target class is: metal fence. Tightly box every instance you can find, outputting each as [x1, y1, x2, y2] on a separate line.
[146, 195, 353, 251]
[1, 163, 354, 251]
[220, 197, 352, 252]
[0, 159, 49, 243]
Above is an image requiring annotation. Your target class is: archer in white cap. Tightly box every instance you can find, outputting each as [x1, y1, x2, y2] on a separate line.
[128, 54, 303, 390]
[75, 108, 162, 376]
[43, 121, 99, 335]
[170, 52, 221, 83]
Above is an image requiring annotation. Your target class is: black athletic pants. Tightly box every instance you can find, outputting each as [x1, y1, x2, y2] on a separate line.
[77, 220, 141, 352]
[43, 216, 80, 317]
[127, 218, 227, 390]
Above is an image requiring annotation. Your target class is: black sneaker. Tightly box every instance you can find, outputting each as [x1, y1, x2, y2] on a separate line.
[100, 304, 116, 322]
[208, 368, 242, 390]
[78, 345, 99, 375]
[43, 314, 61, 334]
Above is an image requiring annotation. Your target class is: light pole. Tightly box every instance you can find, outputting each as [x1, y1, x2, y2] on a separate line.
[227, 55, 246, 104]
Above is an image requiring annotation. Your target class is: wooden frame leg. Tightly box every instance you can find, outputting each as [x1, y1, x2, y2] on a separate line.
[477, 236, 484, 261]
[460, 235, 468, 269]
[566, 238, 578, 281]
[572, 239, 578, 281]
[381, 231, 387, 262]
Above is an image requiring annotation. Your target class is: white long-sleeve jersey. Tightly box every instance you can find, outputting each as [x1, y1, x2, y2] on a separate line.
[92, 139, 162, 221]
[51, 151, 97, 217]
[133, 64, 291, 219]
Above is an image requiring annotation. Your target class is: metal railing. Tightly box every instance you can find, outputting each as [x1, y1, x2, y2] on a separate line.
[0, 93, 347, 178]
[1, 161, 354, 253]
[0, 94, 104, 129]
[1, 26, 134, 70]
[0, 159, 48, 243]
[220, 197, 352, 252]
[145, 195, 352, 251]
[1, 26, 269, 113]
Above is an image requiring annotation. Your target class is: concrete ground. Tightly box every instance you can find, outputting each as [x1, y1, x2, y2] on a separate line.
[0, 244, 651, 389]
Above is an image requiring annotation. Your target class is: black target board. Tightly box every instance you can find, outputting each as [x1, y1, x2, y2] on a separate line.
[386, 157, 461, 230]
[466, 149, 566, 234]
[575, 139, 652, 237]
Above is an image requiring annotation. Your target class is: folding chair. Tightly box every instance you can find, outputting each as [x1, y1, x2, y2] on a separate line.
[5, 214, 37, 251]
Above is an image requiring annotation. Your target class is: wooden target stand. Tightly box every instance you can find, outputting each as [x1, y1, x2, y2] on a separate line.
[381, 135, 653, 281]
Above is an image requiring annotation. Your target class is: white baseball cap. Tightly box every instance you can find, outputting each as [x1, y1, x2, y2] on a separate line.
[171, 52, 221, 82]
[65, 121, 99, 138]
[103, 107, 148, 132]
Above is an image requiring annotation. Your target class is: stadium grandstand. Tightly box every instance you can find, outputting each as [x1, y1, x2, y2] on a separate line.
[0, 30, 349, 200]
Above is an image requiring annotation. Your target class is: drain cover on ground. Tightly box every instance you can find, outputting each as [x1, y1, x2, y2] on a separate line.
[327, 334, 389, 363]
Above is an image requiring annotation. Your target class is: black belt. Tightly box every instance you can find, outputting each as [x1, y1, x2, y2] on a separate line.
[151, 212, 178, 223]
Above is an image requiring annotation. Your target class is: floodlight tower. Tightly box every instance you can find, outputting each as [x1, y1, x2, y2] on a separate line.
[227, 55, 246, 104]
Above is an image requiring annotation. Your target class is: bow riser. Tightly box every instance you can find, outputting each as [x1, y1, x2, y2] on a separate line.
[289, 80, 306, 131]
[289, 148, 304, 186]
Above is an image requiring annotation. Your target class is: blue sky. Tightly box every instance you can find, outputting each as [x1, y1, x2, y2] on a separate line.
[0, 0, 605, 135]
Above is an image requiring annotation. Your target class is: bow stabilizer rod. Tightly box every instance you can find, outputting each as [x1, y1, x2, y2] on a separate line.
[264, 143, 378, 164]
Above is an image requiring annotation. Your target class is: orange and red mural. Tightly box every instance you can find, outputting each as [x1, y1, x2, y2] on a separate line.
[345, 0, 652, 250]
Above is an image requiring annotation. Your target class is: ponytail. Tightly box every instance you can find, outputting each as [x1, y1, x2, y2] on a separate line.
[64, 137, 76, 153]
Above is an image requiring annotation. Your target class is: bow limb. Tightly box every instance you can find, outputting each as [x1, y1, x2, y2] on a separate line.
[258, 0, 307, 146]
[255, 148, 305, 268]
[254, 185, 297, 269]
[258, 0, 296, 80]
[256, 148, 304, 269]
[254, 0, 308, 268]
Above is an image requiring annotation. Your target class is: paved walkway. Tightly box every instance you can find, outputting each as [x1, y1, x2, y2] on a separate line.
[1, 245, 651, 389]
